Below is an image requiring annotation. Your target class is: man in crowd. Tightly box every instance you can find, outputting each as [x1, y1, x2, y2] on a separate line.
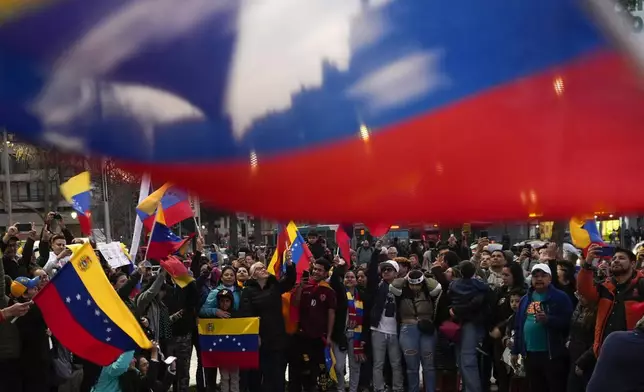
[307, 230, 326, 259]
[1, 225, 28, 279]
[367, 250, 404, 392]
[488, 250, 508, 288]
[357, 240, 373, 267]
[512, 263, 572, 392]
[578, 244, 644, 356]
[291, 258, 337, 392]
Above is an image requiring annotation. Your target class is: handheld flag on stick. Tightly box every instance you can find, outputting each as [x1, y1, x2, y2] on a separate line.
[267, 221, 313, 281]
[59, 172, 92, 235]
[336, 224, 353, 268]
[146, 207, 195, 260]
[33, 243, 152, 366]
[569, 217, 604, 250]
[136, 183, 193, 231]
[160, 256, 195, 288]
[198, 317, 260, 369]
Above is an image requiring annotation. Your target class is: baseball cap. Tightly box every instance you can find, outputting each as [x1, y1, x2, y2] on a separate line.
[11, 276, 40, 297]
[216, 289, 234, 302]
[379, 260, 399, 273]
[531, 263, 552, 276]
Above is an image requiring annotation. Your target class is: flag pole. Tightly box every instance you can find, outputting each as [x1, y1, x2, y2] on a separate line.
[143, 215, 157, 261]
[129, 174, 151, 262]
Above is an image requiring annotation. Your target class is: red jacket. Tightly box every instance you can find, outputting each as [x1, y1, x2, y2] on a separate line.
[577, 267, 644, 356]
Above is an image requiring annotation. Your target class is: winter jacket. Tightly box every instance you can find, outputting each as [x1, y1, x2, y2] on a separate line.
[512, 284, 573, 358]
[92, 350, 135, 392]
[135, 272, 167, 342]
[587, 329, 644, 392]
[200, 283, 242, 317]
[393, 277, 441, 324]
[356, 247, 373, 266]
[329, 264, 349, 348]
[568, 302, 597, 372]
[577, 267, 644, 356]
[163, 279, 199, 337]
[239, 264, 296, 350]
[448, 277, 492, 325]
[366, 248, 395, 329]
[0, 258, 20, 359]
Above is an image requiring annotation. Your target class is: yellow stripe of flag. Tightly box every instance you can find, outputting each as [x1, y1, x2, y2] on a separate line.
[198, 317, 259, 336]
[137, 183, 172, 215]
[71, 244, 152, 349]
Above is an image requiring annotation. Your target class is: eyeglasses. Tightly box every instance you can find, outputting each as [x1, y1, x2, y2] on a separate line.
[382, 267, 395, 273]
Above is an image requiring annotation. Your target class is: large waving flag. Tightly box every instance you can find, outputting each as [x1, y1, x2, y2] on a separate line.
[59, 172, 92, 235]
[33, 243, 152, 365]
[268, 221, 313, 281]
[136, 183, 193, 231]
[198, 317, 260, 369]
[569, 217, 604, 249]
[3, 0, 644, 226]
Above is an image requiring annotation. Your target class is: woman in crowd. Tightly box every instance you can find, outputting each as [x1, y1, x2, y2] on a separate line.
[333, 269, 366, 392]
[239, 256, 296, 392]
[135, 271, 171, 352]
[236, 266, 249, 287]
[394, 269, 442, 392]
[567, 292, 597, 392]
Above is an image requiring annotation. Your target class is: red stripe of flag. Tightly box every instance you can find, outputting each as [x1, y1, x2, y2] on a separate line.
[34, 282, 123, 366]
[201, 351, 259, 369]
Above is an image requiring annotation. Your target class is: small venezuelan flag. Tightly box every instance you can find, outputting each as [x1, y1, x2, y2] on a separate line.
[59, 171, 92, 235]
[136, 183, 194, 231]
[160, 256, 194, 288]
[267, 221, 312, 282]
[325, 345, 338, 383]
[198, 317, 260, 369]
[33, 244, 152, 366]
[147, 208, 195, 260]
[569, 217, 604, 249]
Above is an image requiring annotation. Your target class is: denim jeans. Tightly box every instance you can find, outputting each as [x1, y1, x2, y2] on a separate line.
[372, 330, 404, 392]
[455, 322, 484, 392]
[332, 331, 362, 392]
[399, 324, 436, 392]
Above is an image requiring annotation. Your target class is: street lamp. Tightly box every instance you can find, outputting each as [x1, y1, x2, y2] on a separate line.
[70, 211, 78, 219]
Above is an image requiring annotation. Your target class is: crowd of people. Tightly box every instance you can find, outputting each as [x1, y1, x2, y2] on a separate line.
[3, 217, 644, 392]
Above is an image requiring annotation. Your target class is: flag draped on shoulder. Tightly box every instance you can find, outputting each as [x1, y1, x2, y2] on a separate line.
[136, 183, 193, 231]
[198, 317, 260, 369]
[59, 171, 92, 235]
[33, 243, 152, 366]
[267, 221, 313, 282]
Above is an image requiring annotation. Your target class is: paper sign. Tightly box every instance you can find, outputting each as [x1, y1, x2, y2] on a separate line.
[97, 242, 131, 268]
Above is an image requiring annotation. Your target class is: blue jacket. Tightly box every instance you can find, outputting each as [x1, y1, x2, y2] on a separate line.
[91, 350, 134, 392]
[200, 284, 241, 317]
[512, 284, 572, 358]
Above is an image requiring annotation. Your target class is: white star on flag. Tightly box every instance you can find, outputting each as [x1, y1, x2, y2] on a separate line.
[76, 294, 81, 300]
[86, 299, 91, 306]
[66, 297, 71, 303]
[95, 309, 100, 316]
[209, 348, 213, 352]
[106, 328, 112, 333]
[106, 337, 111, 342]
[103, 319, 109, 324]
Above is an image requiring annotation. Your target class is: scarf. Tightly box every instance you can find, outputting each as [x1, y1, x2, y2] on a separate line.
[346, 289, 364, 355]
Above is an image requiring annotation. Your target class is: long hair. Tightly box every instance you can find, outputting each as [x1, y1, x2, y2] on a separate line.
[506, 263, 526, 289]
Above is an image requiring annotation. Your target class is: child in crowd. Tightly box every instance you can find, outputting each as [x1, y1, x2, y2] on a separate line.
[502, 290, 527, 391]
[217, 289, 240, 392]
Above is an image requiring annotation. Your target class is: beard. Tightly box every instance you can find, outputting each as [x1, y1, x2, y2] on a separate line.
[611, 266, 631, 277]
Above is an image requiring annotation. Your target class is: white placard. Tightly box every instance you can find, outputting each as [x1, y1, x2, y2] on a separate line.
[98, 242, 131, 269]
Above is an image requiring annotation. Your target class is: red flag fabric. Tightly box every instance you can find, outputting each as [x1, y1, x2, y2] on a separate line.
[336, 226, 352, 269]
[367, 223, 391, 238]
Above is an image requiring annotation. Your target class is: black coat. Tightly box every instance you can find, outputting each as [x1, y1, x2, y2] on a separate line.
[239, 264, 296, 350]
[329, 265, 348, 348]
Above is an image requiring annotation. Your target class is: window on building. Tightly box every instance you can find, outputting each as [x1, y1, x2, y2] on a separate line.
[11, 182, 30, 202]
[29, 182, 44, 201]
